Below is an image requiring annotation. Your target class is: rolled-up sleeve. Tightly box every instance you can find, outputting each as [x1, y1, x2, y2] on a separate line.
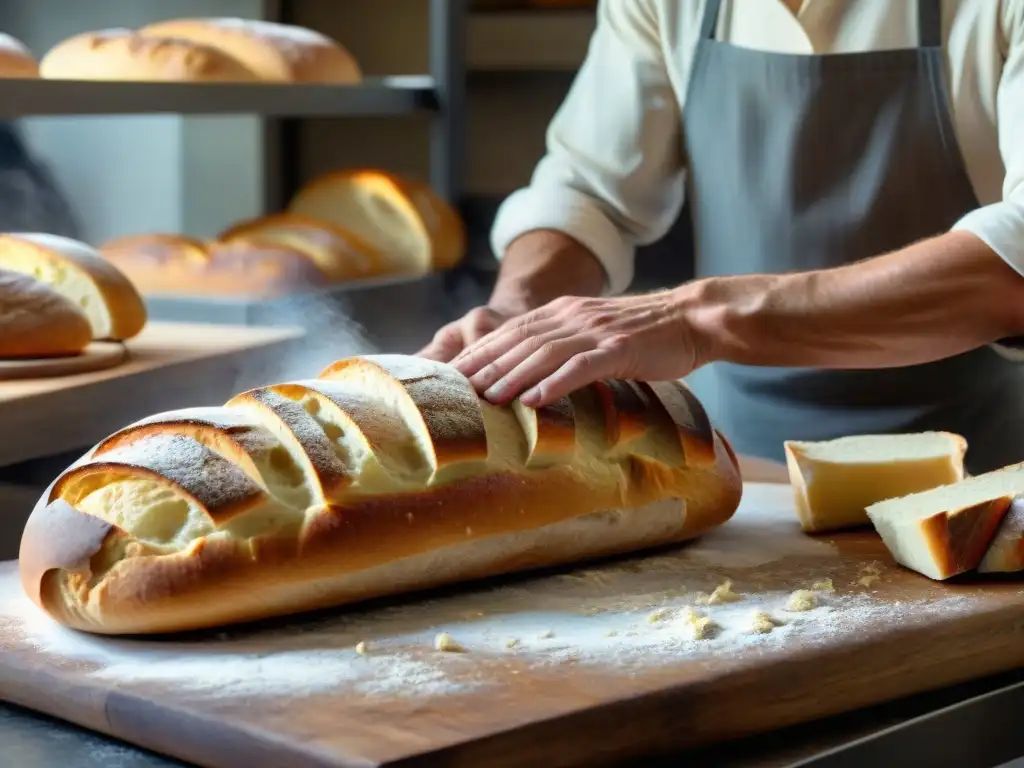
[954, 3, 1024, 359]
[489, 0, 685, 295]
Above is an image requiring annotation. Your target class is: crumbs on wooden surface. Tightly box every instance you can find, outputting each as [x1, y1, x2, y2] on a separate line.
[678, 607, 718, 640]
[857, 562, 883, 588]
[354, 641, 368, 655]
[749, 611, 782, 635]
[785, 589, 817, 612]
[647, 607, 673, 624]
[505, 638, 519, 649]
[694, 579, 741, 606]
[433, 632, 465, 653]
[811, 578, 835, 592]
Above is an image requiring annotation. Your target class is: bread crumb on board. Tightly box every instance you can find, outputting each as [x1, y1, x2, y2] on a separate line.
[857, 562, 883, 588]
[749, 611, 783, 635]
[694, 579, 742, 606]
[786, 589, 817, 612]
[354, 641, 368, 655]
[811, 578, 835, 592]
[647, 607, 673, 624]
[434, 632, 465, 652]
[678, 607, 719, 640]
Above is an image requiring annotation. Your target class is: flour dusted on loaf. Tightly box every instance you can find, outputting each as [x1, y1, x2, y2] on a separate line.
[20, 355, 742, 635]
[138, 18, 361, 83]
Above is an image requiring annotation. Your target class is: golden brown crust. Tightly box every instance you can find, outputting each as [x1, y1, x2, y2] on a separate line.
[19, 355, 742, 635]
[40, 30, 260, 82]
[100, 233, 330, 297]
[0, 34, 38, 78]
[216, 213, 382, 281]
[137, 19, 361, 83]
[0, 269, 92, 358]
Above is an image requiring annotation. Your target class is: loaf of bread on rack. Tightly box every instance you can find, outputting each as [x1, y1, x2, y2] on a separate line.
[785, 432, 966, 533]
[289, 170, 467, 273]
[866, 463, 1024, 581]
[0, 269, 92, 358]
[0, 33, 38, 78]
[19, 356, 742, 635]
[100, 233, 333, 297]
[0, 233, 146, 340]
[138, 18, 361, 83]
[216, 214, 382, 281]
[39, 29, 260, 82]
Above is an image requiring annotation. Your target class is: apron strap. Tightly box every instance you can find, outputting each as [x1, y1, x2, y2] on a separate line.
[918, 0, 942, 48]
[699, 0, 723, 41]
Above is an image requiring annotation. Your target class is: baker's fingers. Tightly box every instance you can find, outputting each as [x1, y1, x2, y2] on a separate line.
[479, 336, 594, 404]
[452, 317, 560, 377]
[520, 347, 621, 407]
[417, 324, 465, 362]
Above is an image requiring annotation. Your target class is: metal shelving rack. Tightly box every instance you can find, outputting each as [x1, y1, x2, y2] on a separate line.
[0, 0, 470, 353]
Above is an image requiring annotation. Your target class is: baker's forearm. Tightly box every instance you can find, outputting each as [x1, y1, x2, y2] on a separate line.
[684, 231, 1024, 369]
[488, 230, 607, 316]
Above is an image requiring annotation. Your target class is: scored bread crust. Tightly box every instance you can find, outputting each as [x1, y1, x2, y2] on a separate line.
[137, 18, 361, 83]
[100, 233, 331, 297]
[20, 356, 742, 635]
[39, 29, 260, 82]
[0, 33, 38, 78]
[0, 269, 92, 357]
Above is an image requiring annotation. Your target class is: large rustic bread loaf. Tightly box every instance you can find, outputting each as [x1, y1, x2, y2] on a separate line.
[39, 29, 260, 82]
[137, 18, 361, 83]
[20, 356, 742, 635]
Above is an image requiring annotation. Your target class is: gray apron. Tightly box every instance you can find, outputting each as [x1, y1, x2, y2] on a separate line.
[682, 0, 1024, 474]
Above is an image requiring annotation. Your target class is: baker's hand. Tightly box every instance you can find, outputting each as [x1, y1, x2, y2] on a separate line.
[417, 306, 515, 363]
[451, 291, 707, 407]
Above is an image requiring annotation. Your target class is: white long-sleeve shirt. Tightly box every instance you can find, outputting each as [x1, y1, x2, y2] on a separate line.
[491, 0, 1024, 296]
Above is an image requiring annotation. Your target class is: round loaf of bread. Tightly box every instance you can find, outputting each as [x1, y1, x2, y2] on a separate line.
[0, 233, 146, 340]
[39, 29, 259, 82]
[138, 18, 361, 83]
[100, 232, 331, 297]
[288, 170, 467, 274]
[0, 269, 91, 357]
[217, 213, 382, 281]
[19, 355, 742, 635]
[0, 33, 38, 78]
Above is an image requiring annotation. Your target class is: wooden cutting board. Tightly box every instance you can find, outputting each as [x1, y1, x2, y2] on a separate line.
[0, 342, 127, 380]
[0, 322, 303, 468]
[1, 482, 1023, 768]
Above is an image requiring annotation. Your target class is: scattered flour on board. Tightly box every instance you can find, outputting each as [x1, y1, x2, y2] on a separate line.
[0, 554, 976, 705]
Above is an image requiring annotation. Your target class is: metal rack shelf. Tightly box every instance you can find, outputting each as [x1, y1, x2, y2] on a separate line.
[0, 76, 439, 118]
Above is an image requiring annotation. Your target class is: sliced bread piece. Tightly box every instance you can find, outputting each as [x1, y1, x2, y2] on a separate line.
[865, 463, 1024, 580]
[978, 497, 1024, 573]
[785, 432, 967, 533]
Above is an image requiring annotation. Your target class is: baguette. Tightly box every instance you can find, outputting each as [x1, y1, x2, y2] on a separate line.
[288, 170, 467, 273]
[138, 18, 361, 83]
[785, 432, 967, 533]
[39, 29, 259, 82]
[20, 357, 742, 635]
[0, 33, 38, 78]
[216, 214, 382, 281]
[865, 463, 1024, 580]
[100, 233, 330, 297]
[0, 233, 146, 340]
[0, 269, 91, 357]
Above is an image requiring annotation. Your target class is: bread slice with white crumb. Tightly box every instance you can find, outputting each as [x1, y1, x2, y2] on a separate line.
[785, 432, 966, 533]
[865, 463, 1024, 580]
